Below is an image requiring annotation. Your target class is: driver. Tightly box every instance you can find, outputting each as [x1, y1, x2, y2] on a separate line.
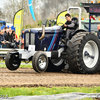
[62, 13, 75, 44]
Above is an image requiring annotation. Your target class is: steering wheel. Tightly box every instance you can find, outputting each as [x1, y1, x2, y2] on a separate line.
[57, 22, 64, 26]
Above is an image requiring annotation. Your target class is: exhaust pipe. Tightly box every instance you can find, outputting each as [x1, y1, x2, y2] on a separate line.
[39, 24, 45, 40]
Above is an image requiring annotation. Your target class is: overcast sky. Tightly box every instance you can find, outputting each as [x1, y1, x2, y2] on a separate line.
[0, 0, 6, 8]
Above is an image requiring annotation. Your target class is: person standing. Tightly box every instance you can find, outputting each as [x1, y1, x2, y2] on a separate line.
[97, 24, 100, 39]
[4, 27, 9, 41]
[12, 30, 19, 48]
[8, 29, 13, 43]
[21, 29, 25, 49]
[0, 30, 6, 48]
[21, 29, 25, 41]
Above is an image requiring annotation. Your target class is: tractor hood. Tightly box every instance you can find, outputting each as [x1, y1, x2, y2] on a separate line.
[24, 25, 63, 51]
[25, 25, 61, 33]
[33, 25, 61, 31]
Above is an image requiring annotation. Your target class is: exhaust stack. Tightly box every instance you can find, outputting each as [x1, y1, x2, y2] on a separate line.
[39, 24, 45, 40]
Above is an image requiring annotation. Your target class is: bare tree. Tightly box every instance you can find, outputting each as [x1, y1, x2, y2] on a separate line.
[1, 0, 94, 26]
[2, 0, 22, 22]
[0, 8, 5, 20]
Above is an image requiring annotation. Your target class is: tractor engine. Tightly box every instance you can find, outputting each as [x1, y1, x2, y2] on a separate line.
[24, 25, 63, 51]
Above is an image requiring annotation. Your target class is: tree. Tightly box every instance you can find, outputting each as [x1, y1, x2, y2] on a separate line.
[0, 8, 5, 20]
[2, 0, 22, 22]
[1, 0, 93, 26]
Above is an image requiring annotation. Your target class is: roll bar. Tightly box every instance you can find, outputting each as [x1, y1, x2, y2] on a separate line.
[67, 7, 81, 29]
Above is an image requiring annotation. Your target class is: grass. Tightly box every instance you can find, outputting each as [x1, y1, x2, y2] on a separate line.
[0, 60, 32, 68]
[0, 61, 99, 100]
[0, 64, 32, 68]
[81, 98, 93, 100]
[0, 86, 100, 97]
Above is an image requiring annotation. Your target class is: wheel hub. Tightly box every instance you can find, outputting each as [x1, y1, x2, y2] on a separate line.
[38, 56, 46, 69]
[84, 51, 94, 59]
[83, 40, 99, 68]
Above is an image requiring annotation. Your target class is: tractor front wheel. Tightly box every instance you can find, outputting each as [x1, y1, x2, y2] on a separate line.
[32, 51, 48, 73]
[5, 50, 21, 70]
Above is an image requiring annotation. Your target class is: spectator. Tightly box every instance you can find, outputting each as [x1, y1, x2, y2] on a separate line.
[20, 29, 25, 49]
[7, 26, 9, 29]
[0, 30, 6, 48]
[1, 25, 5, 35]
[3, 27, 7, 37]
[97, 24, 100, 39]
[4, 27, 9, 41]
[21, 29, 25, 41]
[12, 30, 18, 42]
[7, 27, 17, 48]
[0, 31, 2, 48]
[9, 27, 12, 31]
[8, 28, 13, 43]
[1, 25, 5, 31]
[12, 30, 19, 48]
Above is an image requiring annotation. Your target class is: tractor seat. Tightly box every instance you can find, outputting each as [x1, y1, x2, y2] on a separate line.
[71, 17, 79, 30]
[69, 17, 79, 39]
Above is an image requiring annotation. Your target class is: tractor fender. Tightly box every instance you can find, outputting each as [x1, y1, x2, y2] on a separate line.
[72, 29, 86, 36]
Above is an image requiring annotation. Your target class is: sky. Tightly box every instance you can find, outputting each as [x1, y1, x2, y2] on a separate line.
[0, 0, 6, 8]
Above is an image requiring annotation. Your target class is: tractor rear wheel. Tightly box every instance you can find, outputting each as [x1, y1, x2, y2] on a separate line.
[66, 32, 100, 74]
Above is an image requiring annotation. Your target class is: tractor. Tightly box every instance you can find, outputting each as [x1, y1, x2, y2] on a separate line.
[5, 3, 100, 74]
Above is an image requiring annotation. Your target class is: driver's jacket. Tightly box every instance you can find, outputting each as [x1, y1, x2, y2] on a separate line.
[62, 20, 75, 30]
[62, 20, 75, 40]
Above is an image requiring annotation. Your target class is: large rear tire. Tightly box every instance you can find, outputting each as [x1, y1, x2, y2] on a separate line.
[5, 50, 21, 70]
[66, 32, 100, 74]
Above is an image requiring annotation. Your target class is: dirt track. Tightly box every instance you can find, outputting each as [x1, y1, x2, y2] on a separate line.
[0, 68, 100, 87]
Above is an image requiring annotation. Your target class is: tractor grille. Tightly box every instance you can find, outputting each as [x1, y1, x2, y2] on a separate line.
[25, 33, 29, 47]
[31, 33, 35, 45]
[24, 33, 35, 49]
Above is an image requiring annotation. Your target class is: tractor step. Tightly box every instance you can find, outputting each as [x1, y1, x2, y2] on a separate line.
[61, 52, 68, 59]
[59, 45, 67, 47]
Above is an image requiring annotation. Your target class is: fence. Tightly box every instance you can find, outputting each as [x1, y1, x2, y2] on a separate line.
[0, 49, 22, 58]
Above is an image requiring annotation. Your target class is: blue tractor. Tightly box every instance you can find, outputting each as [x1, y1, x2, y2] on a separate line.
[5, 3, 100, 74]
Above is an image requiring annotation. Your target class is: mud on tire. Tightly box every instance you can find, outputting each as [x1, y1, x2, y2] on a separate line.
[66, 32, 100, 74]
